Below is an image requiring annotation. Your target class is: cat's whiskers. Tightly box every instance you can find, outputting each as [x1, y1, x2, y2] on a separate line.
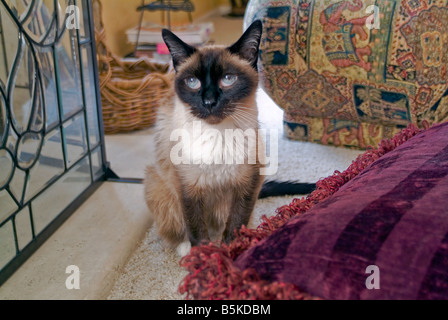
[234, 113, 261, 126]
[230, 106, 259, 121]
[230, 103, 256, 111]
[233, 112, 256, 124]
[229, 115, 247, 129]
[230, 104, 259, 118]
[229, 111, 261, 128]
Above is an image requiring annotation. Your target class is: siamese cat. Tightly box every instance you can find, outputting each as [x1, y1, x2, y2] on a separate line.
[144, 20, 315, 257]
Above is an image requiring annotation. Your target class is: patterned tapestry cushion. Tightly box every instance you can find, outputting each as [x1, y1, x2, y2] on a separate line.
[233, 121, 448, 299]
[244, 0, 448, 149]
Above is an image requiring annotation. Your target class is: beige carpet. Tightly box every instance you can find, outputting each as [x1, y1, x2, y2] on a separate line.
[105, 89, 363, 300]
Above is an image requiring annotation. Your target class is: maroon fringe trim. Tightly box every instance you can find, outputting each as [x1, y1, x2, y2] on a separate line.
[179, 122, 429, 300]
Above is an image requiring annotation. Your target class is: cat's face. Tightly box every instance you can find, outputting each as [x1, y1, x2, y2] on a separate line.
[162, 21, 263, 125]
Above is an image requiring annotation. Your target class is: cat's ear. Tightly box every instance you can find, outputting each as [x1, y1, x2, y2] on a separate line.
[228, 20, 263, 70]
[162, 29, 197, 71]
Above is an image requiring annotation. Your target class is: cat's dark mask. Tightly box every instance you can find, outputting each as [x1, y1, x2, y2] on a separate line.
[162, 20, 263, 124]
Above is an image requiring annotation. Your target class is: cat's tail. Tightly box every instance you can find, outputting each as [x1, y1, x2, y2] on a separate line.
[258, 180, 316, 199]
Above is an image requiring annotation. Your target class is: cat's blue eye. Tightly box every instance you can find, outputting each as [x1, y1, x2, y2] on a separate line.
[221, 74, 238, 87]
[185, 77, 201, 90]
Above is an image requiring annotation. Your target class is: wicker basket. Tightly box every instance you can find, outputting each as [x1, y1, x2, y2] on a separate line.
[93, 0, 174, 134]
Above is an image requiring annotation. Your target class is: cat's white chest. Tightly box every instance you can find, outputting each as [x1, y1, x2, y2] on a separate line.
[184, 163, 240, 188]
[167, 97, 259, 188]
[175, 119, 244, 187]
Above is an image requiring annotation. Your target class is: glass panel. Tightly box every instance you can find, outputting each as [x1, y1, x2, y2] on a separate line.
[0, 89, 6, 145]
[10, 35, 35, 135]
[82, 45, 99, 148]
[26, 128, 65, 202]
[32, 156, 90, 235]
[64, 113, 87, 168]
[3, 0, 34, 22]
[0, 38, 5, 85]
[91, 146, 103, 181]
[17, 132, 43, 170]
[56, 0, 72, 34]
[0, 220, 16, 270]
[60, 0, 87, 39]
[0, 148, 14, 189]
[23, 0, 56, 44]
[0, 0, 106, 283]
[77, 0, 90, 41]
[8, 167, 25, 202]
[15, 206, 33, 250]
[5, 126, 18, 155]
[29, 77, 44, 132]
[0, 190, 17, 224]
[56, 27, 83, 119]
[0, 4, 19, 81]
[35, 46, 59, 130]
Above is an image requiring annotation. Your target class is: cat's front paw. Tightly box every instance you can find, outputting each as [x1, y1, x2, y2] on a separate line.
[176, 241, 192, 257]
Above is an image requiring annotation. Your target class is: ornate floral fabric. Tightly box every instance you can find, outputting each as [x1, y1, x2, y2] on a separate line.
[245, 0, 448, 148]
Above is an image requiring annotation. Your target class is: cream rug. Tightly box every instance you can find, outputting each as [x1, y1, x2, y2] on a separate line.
[106, 89, 363, 300]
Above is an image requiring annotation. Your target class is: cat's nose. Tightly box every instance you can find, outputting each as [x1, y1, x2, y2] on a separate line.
[203, 99, 216, 109]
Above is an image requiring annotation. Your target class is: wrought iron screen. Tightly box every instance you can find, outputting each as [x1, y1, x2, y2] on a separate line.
[0, 0, 107, 285]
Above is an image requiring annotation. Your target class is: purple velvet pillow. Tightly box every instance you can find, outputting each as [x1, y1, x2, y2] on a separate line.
[235, 122, 448, 300]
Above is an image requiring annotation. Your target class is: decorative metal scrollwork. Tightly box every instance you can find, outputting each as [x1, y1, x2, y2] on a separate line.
[0, 0, 106, 284]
